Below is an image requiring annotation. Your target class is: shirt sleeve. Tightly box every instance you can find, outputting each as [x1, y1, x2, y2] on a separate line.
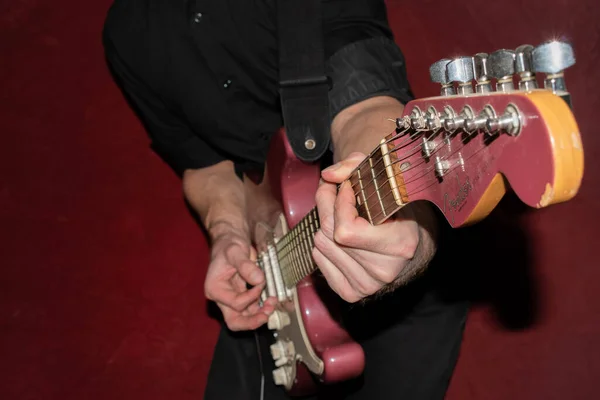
[323, 0, 414, 120]
[103, 31, 226, 177]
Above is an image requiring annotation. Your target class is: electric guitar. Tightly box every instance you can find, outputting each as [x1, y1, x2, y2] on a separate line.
[255, 40, 584, 395]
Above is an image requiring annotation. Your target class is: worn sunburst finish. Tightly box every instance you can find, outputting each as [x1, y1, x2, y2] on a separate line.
[398, 90, 584, 227]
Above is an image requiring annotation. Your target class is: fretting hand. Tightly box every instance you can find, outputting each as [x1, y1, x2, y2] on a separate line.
[313, 152, 431, 303]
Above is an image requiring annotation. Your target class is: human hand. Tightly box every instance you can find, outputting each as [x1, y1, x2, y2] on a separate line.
[204, 232, 277, 330]
[312, 152, 423, 302]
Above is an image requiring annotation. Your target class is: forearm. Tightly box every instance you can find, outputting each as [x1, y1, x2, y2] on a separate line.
[183, 160, 249, 243]
[242, 165, 282, 238]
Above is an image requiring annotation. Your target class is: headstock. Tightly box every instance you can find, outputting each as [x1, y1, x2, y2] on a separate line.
[353, 40, 583, 228]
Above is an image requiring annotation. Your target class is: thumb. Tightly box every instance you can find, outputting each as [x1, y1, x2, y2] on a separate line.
[321, 152, 366, 183]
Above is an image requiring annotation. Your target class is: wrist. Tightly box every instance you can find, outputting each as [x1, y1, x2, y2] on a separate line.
[182, 161, 250, 245]
[331, 96, 404, 161]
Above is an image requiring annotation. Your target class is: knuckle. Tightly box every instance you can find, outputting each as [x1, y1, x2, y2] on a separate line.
[395, 235, 419, 259]
[340, 289, 361, 303]
[313, 231, 328, 251]
[230, 300, 246, 313]
[333, 224, 353, 245]
[320, 217, 334, 238]
[353, 280, 378, 298]
[226, 321, 241, 331]
[204, 283, 215, 300]
[372, 265, 399, 284]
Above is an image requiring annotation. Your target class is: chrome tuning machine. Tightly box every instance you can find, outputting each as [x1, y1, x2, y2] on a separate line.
[532, 40, 576, 107]
[515, 44, 538, 91]
[488, 49, 516, 92]
[429, 58, 455, 96]
[473, 53, 492, 93]
[447, 57, 475, 95]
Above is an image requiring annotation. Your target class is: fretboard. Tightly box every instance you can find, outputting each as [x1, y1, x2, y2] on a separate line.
[276, 207, 320, 288]
[275, 132, 409, 289]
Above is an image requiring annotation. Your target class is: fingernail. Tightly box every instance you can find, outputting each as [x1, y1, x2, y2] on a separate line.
[323, 163, 341, 172]
[251, 270, 263, 284]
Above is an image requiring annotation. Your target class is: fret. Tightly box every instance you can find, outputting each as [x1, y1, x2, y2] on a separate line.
[349, 173, 370, 221]
[275, 208, 320, 288]
[286, 230, 298, 286]
[355, 167, 373, 224]
[299, 219, 311, 276]
[368, 154, 387, 219]
[380, 138, 409, 206]
[300, 219, 314, 275]
[292, 229, 302, 284]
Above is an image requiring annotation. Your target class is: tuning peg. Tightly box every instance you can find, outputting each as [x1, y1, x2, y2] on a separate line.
[488, 49, 516, 92]
[515, 44, 538, 91]
[447, 57, 475, 95]
[532, 40, 575, 106]
[532, 40, 575, 75]
[473, 53, 492, 93]
[429, 58, 455, 96]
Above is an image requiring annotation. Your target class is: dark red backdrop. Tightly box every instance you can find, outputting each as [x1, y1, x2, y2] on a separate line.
[1, 1, 598, 399]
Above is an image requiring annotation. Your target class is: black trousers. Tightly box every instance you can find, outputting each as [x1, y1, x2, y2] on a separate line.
[204, 256, 469, 400]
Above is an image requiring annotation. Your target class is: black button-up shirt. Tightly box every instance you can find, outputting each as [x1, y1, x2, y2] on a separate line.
[102, 0, 413, 177]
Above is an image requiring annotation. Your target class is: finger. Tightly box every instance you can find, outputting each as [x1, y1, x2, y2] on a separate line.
[242, 297, 277, 317]
[332, 180, 418, 255]
[315, 180, 337, 240]
[226, 243, 264, 286]
[321, 152, 366, 183]
[314, 230, 382, 298]
[222, 306, 270, 331]
[210, 282, 264, 313]
[231, 272, 247, 292]
[242, 302, 261, 316]
[332, 180, 374, 247]
[312, 244, 362, 303]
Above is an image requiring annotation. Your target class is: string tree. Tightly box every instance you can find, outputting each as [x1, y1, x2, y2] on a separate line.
[447, 56, 475, 95]
[429, 58, 455, 96]
[488, 49, 516, 92]
[515, 44, 538, 91]
[532, 40, 575, 107]
[473, 53, 492, 93]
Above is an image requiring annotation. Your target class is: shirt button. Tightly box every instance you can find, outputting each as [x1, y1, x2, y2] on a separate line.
[193, 12, 203, 23]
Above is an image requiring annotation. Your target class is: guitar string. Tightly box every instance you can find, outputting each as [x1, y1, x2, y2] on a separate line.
[350, 127, 494, 207]
[350, 127, 467, 196]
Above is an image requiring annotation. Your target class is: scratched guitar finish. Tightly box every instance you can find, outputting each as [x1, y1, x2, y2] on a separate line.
[253, 40, 584, 396]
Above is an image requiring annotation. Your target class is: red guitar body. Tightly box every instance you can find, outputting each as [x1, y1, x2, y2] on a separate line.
[265, 129, 365, 394]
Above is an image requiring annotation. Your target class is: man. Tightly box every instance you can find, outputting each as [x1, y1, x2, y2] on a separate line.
[103, 0, 468, 398]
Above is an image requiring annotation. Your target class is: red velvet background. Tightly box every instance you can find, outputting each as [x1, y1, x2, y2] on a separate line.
[1, 1, 598, 399]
